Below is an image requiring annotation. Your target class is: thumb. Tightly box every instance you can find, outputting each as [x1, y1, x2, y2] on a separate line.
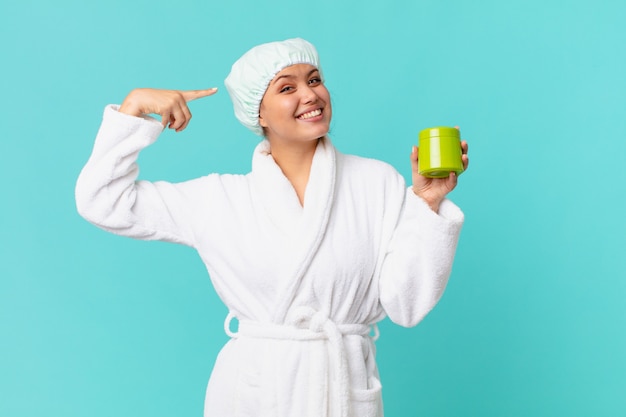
[410, 145, 419, 174]
[182, 87, 218, 102]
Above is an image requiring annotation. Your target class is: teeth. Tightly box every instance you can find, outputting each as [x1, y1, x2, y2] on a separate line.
[298, 109, 322, 120]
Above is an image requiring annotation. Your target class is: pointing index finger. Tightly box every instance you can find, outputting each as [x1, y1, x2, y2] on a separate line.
[182, 87, 218, 102]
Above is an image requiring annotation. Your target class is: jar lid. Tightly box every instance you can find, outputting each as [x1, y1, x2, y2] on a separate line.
[419, 126, 460, 140]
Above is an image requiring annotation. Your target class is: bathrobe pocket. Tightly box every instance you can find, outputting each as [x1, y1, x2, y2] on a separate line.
[351, 376, 383, 417]
[346, 335, 383, 416]
[204, 337, 270, 417]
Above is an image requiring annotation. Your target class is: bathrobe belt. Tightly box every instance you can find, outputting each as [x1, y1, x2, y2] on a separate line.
[224, 307, 380, 417]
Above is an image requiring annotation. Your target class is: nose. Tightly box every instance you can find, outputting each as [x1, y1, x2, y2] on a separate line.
[300, 84, 318, 104]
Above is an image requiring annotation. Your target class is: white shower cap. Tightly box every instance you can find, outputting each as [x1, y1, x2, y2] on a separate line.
[224, 38, 322, 136]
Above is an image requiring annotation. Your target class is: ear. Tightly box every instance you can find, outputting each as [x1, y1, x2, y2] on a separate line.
[259, 113, 268, 128]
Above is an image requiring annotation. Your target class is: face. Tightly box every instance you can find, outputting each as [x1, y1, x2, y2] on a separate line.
[259, 64, 332, 144]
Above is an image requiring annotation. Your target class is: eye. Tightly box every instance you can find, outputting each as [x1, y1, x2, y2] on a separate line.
[308, 77, 322, 86]
[279, 85, 294, 93]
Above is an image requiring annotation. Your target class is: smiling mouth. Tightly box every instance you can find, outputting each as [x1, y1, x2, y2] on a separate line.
[297, 109, 322, 120]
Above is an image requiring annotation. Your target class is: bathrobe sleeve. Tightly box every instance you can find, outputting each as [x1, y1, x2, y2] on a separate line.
[378, 184, 464, 328]
[75, 105, 218, 247]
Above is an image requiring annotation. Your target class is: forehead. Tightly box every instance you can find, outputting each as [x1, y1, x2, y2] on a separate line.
[271, 64, 319, 83]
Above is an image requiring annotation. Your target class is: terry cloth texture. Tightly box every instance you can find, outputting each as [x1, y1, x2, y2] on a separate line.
[76, 105, 465, 416]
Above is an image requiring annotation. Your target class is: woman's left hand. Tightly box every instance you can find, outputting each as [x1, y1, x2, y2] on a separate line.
[410, 137, 469, 213]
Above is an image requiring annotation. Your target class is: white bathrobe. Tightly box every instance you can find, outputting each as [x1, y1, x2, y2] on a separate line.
[75, 106, 464, 417]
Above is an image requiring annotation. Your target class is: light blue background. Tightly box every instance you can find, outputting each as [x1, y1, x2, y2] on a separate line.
[1, 0, 625, 416]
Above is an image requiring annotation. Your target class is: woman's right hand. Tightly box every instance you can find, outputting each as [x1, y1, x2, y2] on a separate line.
[118, 88, 218, 132]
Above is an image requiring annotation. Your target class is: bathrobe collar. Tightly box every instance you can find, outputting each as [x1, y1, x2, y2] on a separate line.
[250, 137, 337, 322]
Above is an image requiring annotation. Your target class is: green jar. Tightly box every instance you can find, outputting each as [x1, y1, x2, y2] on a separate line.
[418, 126, 464, 178]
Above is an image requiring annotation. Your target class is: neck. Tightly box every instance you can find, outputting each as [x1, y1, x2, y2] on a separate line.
[268, 138, 321, 206]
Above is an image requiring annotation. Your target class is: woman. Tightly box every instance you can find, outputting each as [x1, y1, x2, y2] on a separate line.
[76, 38, 468, 417]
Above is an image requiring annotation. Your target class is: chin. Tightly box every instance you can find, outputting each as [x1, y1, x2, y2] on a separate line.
[309, 125, 330, 139]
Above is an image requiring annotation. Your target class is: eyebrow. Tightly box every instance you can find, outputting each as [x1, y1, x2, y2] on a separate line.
[271, 68, 320, 85]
